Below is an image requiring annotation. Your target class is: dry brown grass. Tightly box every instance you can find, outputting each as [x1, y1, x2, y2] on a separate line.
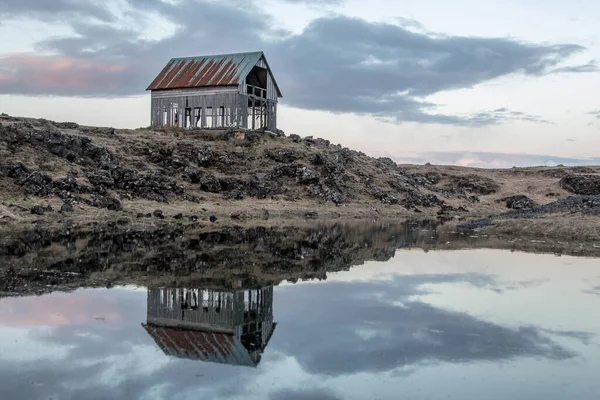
[401, 164, 600, 215]
[484, 214, 600, 242]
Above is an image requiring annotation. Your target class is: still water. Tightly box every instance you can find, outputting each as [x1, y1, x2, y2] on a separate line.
[1, 249, 599, 400]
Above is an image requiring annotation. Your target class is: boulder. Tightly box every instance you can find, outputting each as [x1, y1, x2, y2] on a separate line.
[503, 195, 536, 210]
[60, 202, 74, 213]
[452, 175, 500, 195]
[560, 174, 600, 195]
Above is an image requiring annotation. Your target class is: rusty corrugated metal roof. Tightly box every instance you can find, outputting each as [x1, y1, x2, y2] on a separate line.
[147, 51, 281, 94]
[144, 324, 257, 366]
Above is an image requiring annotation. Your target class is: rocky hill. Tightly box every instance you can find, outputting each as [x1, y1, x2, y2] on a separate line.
[1, 114, 600, 236]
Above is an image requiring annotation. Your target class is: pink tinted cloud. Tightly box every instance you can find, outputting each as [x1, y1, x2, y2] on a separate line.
[0, 293, 125, 327]
[0, 53, 127, 92]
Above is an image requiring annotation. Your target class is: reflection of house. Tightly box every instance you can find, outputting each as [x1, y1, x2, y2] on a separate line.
[142, 287, 276, 367]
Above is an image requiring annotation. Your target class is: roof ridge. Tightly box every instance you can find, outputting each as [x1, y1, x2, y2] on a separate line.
[170, 51, 264, 61]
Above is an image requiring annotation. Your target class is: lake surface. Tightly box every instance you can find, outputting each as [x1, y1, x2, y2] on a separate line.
[1, 248, 599, 400]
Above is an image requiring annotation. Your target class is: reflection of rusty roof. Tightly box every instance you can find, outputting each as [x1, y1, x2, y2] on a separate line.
[143, 324, 268, 367]
[147, 51, 280, 93]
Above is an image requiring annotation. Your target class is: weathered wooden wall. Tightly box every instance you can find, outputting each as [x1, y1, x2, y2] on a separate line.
[146, 287, 274, 332]
[151, 91, 277, 131]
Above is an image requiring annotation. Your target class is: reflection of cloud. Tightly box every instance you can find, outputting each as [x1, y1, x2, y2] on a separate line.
[0, 274, 592, 399]
[488, 279, 548, 294]
[274, 274, 583, 376]
[269, 388, 343, 400]
[585, 285, 600, 295]
[0, 293, 122, 327]
[588, 111, 600, 120]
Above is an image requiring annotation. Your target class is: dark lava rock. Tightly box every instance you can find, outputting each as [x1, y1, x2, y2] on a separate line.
[54, 176, 80, 194]
[265, 148, 302, 163]
[303, 136, 315, 145]
[262, 209, 270, 220]
[307, 183, 344, 205]
[0, 163, 31, 181]
[153, 210, 165, 219]
[87, 170, 114, 187]
[87, 196, 123, 211]
[289, 134, 301, 143]
[503, 195, 536, 210]
[451, 175, 500, 195]
[209, 215, 218, 223]
[110, 167, 184, 203]
[296, 167, 320, 184]
[22, 172, 53, 196]
[60, 202, 74, 213]
[196, 145, 214, 166]
[304, 211, 319, 219]
[375, 157, 397, 171]
[173, 213, 184, 220]
[496, 195, 600, 220]
[54, 121, 79, 129]
[367, 186, 399, 205]
[560, 174, 600, 195]
[400, 190, 442, 209]
[30, 205, 49, 215]
[189, 215, 199, 222]
[183, 167, 202, 184]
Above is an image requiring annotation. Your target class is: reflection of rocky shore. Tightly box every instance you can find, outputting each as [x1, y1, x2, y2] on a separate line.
[1, 220, 599, 297]
[143, 286, 275, 367]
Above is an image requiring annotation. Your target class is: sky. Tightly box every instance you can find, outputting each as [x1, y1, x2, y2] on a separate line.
[0, 0, 599, 167]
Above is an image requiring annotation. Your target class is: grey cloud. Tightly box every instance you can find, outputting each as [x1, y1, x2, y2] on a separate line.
[395, 16, 426, 31]
[0, 0, 595, 126]
[281, 0, 342, 4]
[552, 61, 598, 73]
[588, 111, 600, 119]
[0, 0, 116, 22]
[393, 151, 600, 168]
[269, 388, 343, 400]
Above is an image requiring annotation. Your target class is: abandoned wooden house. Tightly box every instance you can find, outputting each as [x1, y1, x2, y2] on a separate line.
[146, 51, 282, 131]
[142, 286, 276, 367]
